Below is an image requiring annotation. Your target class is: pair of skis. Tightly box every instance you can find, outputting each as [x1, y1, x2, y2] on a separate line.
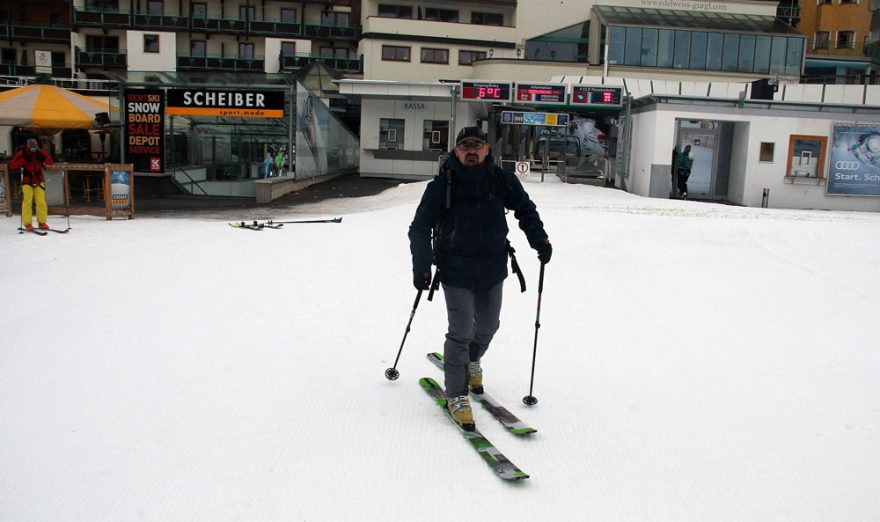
[421, 352, 534, 481]
[228, 217, 342, 230]
[18, 227, 70, 236]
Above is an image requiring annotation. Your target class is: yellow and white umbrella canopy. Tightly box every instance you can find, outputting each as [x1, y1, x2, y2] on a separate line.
[0, 84, 111, 130]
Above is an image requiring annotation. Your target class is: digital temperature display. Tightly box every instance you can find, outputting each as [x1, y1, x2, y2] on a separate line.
[460, 81, 512, 102]
[571, 85, 623, 107]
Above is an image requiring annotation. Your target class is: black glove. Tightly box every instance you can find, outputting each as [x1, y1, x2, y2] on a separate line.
[413, 271, 431, 291]
[537, 241, 552, 265]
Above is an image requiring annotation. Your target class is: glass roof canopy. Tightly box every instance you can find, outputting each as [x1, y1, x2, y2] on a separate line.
[592, 5, 802, 35]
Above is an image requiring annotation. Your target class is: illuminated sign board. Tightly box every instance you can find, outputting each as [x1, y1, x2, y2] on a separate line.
[460, 81, 512, 102]
[501, 111, 570, 127]
[514, 83, 567, 105]
[571, 85, 624, 107]
[166, 89, 286, 117]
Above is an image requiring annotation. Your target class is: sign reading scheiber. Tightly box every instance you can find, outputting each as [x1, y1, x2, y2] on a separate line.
[166, 89, 285, 118]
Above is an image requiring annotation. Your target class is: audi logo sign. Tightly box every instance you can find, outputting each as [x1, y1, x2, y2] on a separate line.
[834, 160, 861, 170]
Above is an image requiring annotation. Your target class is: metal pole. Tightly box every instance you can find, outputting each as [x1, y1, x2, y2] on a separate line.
[449, 84, 458, 152]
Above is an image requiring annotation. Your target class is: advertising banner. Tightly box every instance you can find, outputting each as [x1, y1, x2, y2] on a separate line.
[828, 125, 880, 196]
[124, 88, 165, 173]
[111, 169, 131, 209]
[166, 89, 285, 118]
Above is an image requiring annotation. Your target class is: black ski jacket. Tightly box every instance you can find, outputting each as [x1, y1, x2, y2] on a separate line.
[408, 153, 548, 291]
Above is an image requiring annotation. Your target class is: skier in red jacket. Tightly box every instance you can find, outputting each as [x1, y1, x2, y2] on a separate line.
[10, 138, 53, 231]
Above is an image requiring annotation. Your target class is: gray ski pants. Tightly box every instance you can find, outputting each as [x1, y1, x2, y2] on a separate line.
[442, 282, 503, 397]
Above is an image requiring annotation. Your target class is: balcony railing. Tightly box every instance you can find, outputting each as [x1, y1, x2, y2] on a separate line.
[7, 23, 70, 44]
[77, 49, 128, 68]
[72, 8, 359, 40]
[279, 54, 363, 73]
[177, 55, 266, 72]
[801, 73, 880, 85]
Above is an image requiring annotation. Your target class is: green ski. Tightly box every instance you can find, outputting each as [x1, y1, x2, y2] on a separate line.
[420, 377, 529, 481]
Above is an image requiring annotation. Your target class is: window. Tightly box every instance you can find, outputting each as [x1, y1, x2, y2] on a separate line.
[759, 142, 775, 163]
[191, 2, 206, 18]
[624, 27, 642, 65]
[49, 13, 65, 27]
[280, 8, 296, 24]
[423, 121, 449, 151]
[190, 40, 206, 57]
[380, 119, 405, 150]
[786, 136, 827, 178]
[321, 47, 349, 58]
[472, 12, 503, 26]
[281, 42, 295, 57]
[1, 48, 14, 64]
[51, 51, 65, 67]
[817, 0, 832, 4]
[673, 30, 690, 69]
[814, 31, 830, 49]
[689, 31, 707, 69]
[737, 35, 755, 72]
[378, 4, 412, 18]
[840, 0, 858, 4]
[382, 45, 410, 61]
[239, 5, 255, 20]
[144, 34, 159, 53]
[147, 0, 162, 15]
[420, 48, 449, 64]
[425, 8, 457, 22]
[239, 42, 254, 59]
[657, 29, 674, 68]
[86, 35, 119, 52]
[322, 11, 350, 26]
[87, 0, 118, 10]
[836, 31, 855, 49]
[721, 34, 739, 71]
[641, 28, 658, 67]
[459, 50, 486, 65]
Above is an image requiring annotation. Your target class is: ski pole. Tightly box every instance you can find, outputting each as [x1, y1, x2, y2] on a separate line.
[385, 289, 424, 380]
[523, 262, 546, 406]
[62, 167, 71, 231]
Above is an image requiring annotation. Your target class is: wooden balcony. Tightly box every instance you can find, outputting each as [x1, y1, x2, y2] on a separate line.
[77, 49, 128, 69]
[279, 54, 363, 73]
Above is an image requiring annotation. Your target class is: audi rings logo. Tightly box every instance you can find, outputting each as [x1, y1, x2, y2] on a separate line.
[835, 160, 861, 170]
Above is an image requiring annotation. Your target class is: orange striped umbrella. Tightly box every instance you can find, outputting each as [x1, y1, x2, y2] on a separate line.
[0, 84, 111, 129]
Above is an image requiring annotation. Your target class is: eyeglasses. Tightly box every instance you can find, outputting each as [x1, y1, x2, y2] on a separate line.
[457, 140, 485, 151]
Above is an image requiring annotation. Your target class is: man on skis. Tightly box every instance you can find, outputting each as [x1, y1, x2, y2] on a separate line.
[408, 126, 552, 431]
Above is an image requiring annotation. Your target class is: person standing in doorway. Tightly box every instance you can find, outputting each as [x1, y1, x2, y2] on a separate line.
[676, 144, 693, 199]
[11, 137, 53, 231]
[408, 127, 552, 431]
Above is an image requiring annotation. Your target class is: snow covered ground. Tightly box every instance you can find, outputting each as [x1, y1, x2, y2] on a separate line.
[2, 176, 879, 521]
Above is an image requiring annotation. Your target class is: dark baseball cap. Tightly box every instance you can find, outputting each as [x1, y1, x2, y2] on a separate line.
[455, 127, 487, 146]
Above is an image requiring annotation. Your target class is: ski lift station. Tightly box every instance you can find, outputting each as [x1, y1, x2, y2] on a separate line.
[339, 76, 880, 213]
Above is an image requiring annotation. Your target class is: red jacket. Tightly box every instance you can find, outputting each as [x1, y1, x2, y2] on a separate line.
[10, 148, 54, 185]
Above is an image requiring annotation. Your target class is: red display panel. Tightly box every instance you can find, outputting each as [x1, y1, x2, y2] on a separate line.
[460, 81, 512, 102]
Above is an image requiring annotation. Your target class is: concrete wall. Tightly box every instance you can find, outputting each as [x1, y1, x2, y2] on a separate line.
[126, 31, 176, 72]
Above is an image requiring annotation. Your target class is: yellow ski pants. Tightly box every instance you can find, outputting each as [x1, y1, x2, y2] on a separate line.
[22, 183, 48, 226]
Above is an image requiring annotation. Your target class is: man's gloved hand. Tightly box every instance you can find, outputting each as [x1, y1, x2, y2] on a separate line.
[413, 271, 431, 290]
[537, 240, 552, 265]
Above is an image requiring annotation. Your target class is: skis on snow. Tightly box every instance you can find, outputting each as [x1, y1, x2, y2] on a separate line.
[228, 217, 342, 230]
[426, 352, 537, 435]
[419, 377, 529, 481]
[228, 220, 283, 231]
